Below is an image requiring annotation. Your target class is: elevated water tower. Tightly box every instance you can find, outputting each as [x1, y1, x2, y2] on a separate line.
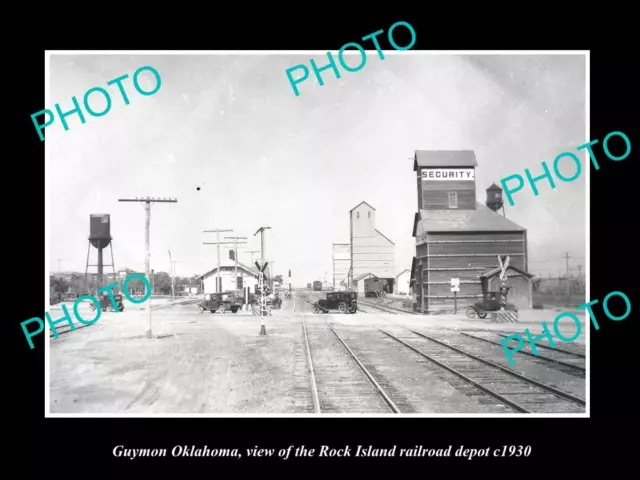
[85, 214, 117, 291]
[486, 183, 505, 216]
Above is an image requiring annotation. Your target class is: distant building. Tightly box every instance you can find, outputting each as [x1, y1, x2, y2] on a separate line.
[349, 201, 396, 291]
[195, 259, 260, 294]
[411, 150, 534, 312]
[394, 269, 411, 296]
[351, 272, 376, 295]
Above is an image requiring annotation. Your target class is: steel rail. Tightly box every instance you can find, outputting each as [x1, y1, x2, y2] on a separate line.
[460, 332, 585, 375]
[328, 323, 401, 414]
[378, 328, 529, 413]
[406, 328, 585, 406]
[300, 301, 321, 413]
[495, 332, 585, 358]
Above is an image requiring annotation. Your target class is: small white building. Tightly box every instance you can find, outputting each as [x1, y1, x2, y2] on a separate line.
[352, 272, 376, 294]
[196, 259, 260, 294]
[394, 269, 411, 296]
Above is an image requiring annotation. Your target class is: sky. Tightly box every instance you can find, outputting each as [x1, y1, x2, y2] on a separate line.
[47, 53, 586, 285]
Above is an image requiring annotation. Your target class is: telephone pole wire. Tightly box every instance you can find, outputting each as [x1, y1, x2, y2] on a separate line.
[118, 196, 177, 338]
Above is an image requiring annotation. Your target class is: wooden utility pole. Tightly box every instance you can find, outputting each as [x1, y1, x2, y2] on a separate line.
[203, 229, 233, 292]
[254, 226, 271, 265]
[564, 252, 571, 298]
[118, 196, 177, 338]
[168, 250, 175, 301]
[224, 236, 248, 289]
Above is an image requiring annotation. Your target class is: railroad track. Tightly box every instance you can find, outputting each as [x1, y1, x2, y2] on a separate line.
[358, 299, 416, 315]
[379, 326, 584, 413]
[361, 301, 586, 377]
[494, 332, 586, 358]
[298, 300, 401, 414]
[460, 331, 585, 378]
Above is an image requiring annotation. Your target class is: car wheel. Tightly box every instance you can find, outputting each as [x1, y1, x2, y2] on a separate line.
[312, 305, 320, 314]
[118, 303, 124, 312]
[478, 312, 487, 319]
[338, 303, 347, 314]
[231, 307, 238, 313]
[199, 306, 205, 313]
[210, 309, 216, 314]
[465, 307, 477, 319]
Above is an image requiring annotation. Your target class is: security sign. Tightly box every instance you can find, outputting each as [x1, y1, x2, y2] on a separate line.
[451, 277, 460, 292]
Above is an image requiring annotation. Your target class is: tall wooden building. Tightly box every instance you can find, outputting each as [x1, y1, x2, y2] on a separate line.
[349, 201, 396, 292]
[411, 150, 534, 312]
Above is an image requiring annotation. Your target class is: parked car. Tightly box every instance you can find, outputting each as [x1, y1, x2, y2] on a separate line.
[310, 291, 357, 314]
[198, 291, 243, 314]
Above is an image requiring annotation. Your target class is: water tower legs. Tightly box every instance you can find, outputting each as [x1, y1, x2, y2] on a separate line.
[85, 240, 117, 294]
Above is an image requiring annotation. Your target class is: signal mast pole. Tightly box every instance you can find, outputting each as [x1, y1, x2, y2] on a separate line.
[254, 226, 271, 335]
[118, 197, 177, 338]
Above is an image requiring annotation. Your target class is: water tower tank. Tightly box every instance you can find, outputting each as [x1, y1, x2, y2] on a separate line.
[89, 214, 112, 249]
[486, 184, 503, 212]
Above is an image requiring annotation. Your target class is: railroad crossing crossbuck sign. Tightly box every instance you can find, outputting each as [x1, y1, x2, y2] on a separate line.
[450, 277, 460, 293]
[255, 261, 269, 274]
[255, 261, 269, 335]
[497, 255, 510, 281]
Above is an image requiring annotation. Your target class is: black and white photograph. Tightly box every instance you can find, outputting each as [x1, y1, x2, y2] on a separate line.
[45, 51, 588, 416]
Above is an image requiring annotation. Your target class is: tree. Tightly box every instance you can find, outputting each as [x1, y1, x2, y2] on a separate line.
[274, 275, 283, 283]
[50, 276, 69, 294]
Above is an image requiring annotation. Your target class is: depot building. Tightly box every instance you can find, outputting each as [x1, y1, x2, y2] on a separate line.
[410, 150, 534, 313]
[196, 259, 260, 294]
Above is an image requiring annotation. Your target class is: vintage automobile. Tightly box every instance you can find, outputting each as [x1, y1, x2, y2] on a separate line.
[89, 292, 125, 312]
[310, 291, 358, 314]
[465, 290, 517, 319]
[198, 291, 243, 314]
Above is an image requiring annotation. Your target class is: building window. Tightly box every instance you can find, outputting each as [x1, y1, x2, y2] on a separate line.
[448, 192, 458, 208]
[368, 211, 371, 218]
[357, 212, 360, 218]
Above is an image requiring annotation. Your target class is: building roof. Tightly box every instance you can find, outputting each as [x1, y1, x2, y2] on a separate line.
[487, 183, 502, 191]
[414, 202, 526, 238]
[350, 201, 376, 213]
[353, 272, 376, 282]
[413, 150, 478, 171]
[196, 260, 259, 280]
[480, 265, 534, 279]
[375, 229, 395, 246]
[395, 269, 410, 278]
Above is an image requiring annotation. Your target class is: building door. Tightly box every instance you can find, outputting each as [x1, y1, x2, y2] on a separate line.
[506, 275, 529, 309]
